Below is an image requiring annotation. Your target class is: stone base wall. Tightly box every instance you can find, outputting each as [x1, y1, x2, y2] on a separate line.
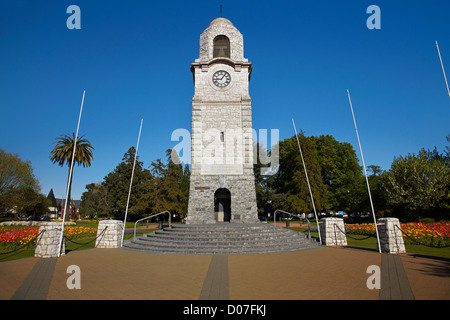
[377, 217, 406, 254]
[34, 222, 65, 258]
[319, 217, 347, 246]
[95, 220, 124, 248]
[187, 174, 258, 224]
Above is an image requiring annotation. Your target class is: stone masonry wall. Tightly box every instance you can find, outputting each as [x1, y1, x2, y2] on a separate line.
[198, 18, 246, 62]
[34, 222, 65, 258]
[187, 18, 258, 224]
[319, 217, 347, 246]
[377, 217, 406, 254]
[187, 174, 258, 224]
[95, 220, 124, 248]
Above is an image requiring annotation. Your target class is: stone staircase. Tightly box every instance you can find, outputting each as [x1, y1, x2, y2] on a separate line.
[122, 223, 321, 255]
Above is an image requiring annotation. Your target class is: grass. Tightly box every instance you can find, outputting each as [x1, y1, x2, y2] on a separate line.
[290, 227, 450, 259]
[0, 219, 161, 262]
[2, 220, 449, 261]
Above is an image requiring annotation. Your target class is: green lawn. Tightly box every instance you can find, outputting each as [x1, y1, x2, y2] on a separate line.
[0, 220, 159, 262]
[291, 227, 450, 259]
[2, 221, 449, 262]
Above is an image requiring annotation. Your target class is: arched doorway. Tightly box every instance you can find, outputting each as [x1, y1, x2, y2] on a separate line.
[214, 188, 231, 222]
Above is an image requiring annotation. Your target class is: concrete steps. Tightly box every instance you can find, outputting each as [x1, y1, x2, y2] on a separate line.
[122, 223, 321, 255]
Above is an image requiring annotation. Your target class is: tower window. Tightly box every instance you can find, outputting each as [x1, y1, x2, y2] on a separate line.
[213, 35, 230, 58]
[220, 132, 224, 142]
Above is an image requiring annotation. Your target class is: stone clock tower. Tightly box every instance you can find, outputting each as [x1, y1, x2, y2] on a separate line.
[187, 17, 258, 224]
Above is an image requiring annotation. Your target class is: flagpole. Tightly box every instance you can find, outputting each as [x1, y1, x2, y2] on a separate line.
[346, 90, 381, 253]
[58, 90, 85, 257]
[435, 41, 450, 100]
[121, 118, 143, 247]
[292, 118, 322, 244]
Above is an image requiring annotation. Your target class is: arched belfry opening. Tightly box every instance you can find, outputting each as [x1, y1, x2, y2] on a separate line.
[213, 35, 230, 58]
[214, 188, 231, 222]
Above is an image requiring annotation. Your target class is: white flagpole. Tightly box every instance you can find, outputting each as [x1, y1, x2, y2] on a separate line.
[58, 90, 85, 257]
[292, 118, 322, 244]
[435, 41, 450, 100]
[121, 118, 143, 247]
[346, 90, 381, 253]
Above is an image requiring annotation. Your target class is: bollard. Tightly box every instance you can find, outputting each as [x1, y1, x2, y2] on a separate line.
[95, 220, 123, 248]
[319, 217, 347, 246]
[377, 218, 406, 254]
[35, 222, 65, 258]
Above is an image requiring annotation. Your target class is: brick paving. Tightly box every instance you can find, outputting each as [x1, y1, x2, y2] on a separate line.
[1, 245, 449, 300]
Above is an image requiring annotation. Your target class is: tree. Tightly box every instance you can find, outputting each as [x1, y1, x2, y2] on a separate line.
[102, 147, 153, 218]
[310, 135, 364, 212]
[260, 133, 373, 215]
[254, 142, 280, 215]
[80, 183, 107, 219]
[383, 149, 450, 221]
[272, 133, 327, 214]
[0, 148, 41, 214]
[139, 149, 190, 218]
[14, 187, 51, 217]
[365, 165, 388, 215]
[50, 133, 94, 219]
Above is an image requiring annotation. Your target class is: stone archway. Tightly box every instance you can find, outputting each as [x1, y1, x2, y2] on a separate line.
[214, 188, 231, 222]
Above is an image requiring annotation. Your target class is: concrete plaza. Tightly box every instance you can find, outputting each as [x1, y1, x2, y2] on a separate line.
[1, 245, 449, 301]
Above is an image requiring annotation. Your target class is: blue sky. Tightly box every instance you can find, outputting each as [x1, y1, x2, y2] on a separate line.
[1, 0, 449, 201]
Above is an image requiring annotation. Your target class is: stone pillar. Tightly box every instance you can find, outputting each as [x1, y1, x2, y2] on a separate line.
[319, 217, 347, 246]
[35, 222, 65, 258]
[377, 217, 406, 254]
[95, 220, 124, 248]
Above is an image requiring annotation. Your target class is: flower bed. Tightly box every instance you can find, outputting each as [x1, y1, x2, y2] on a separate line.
[0, 227, 39, 248]
[345, 223, 376, 235]
[401, 222, 450, 247]
[345, 222, 450, 247]
[0, 226, 97, 250]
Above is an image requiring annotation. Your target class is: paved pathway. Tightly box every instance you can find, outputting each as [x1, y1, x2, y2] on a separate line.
[1, 246, 449, 301]
[199, 255, 229, 300]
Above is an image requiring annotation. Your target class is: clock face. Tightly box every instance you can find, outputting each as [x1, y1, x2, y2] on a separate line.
[212, 70, 231, 87]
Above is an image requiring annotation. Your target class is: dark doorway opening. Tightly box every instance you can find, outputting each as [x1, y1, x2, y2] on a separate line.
[214, 188, 231, 222]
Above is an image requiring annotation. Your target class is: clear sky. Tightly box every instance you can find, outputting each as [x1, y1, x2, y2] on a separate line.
[1, 0, 449, 201]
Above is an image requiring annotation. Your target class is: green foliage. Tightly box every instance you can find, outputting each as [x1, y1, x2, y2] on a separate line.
[81, 148, 190, 220]
[80, 183, 107, 219]
[50, 133, 94, 218]
[258, 132, 450, 222]
[0, 148, 40, 194]
[0, 148, 45, 215]
[310, 135, 365, 212]
[260, 133, 366, 214]
[14, 187, 51, 216]
[50, 133, 94, 168]
[383, 149, 450, 221]
[137, 149, 190, 217]
[101, 147, 153, 217]
[273, 133, 327, 213]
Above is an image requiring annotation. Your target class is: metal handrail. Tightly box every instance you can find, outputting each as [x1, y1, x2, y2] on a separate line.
[133, 211, 171, 240]
[273, 209, 311, 238]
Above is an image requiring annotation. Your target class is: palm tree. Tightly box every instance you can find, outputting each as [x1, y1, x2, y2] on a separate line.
[50, 133, 94, 219]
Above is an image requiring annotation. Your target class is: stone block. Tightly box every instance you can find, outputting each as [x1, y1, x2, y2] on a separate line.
[377, 218, 406, 254]
[319, 217, 347, 246]
[35, 222, 65, 258]
[95, 220, 124, 248]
